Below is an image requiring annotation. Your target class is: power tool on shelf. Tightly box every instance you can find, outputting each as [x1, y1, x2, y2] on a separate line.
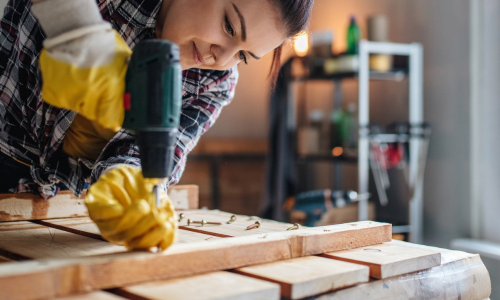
[122, 40, 182, 207]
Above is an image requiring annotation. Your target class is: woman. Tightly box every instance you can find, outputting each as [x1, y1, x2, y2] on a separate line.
[0, 0, 313, 249]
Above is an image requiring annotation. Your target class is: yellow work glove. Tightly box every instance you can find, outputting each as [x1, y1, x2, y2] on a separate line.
[38, 24, 131, 132]
[85, 165, 177, 251]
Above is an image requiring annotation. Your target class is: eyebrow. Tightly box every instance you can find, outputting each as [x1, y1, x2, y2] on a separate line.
[232, 3, 246, 41]
[231, 3, 261, 60]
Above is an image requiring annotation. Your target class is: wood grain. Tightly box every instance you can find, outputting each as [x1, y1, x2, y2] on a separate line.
[0, 185, 198, 222]
[38, 217, 221, 244]
[234, 256, 369, 299]
[178, 210, 292, 237]
[315, 241, 491, 300]
[0, 221, 126, 259]
[322, 242, 441, 278]
[117, 271, 280, 300]
[0, 221, 391, 300]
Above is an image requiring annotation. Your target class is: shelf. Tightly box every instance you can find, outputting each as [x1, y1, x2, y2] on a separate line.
[293, 69, 407, 82]
[296, 154, 358, 164]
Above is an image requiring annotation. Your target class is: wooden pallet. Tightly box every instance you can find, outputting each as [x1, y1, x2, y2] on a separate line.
[0, 189, 492, 300]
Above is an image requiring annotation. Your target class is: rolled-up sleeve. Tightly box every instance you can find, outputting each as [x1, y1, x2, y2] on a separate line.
[167, 66, 239, 187]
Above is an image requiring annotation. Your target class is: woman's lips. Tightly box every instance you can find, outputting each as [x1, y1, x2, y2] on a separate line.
[192, 42, 204, 65]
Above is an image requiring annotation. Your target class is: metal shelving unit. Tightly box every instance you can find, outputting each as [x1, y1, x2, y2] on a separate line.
[358, 41, 425, 244]
[288, 40, 426, 244]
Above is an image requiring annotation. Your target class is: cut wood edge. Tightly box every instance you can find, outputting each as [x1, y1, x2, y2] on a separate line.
[322, 242, 441, 279]
[0, 191, 87, 222]
[0, 221, 391, 300]
[0, 185, 198, 222]
[314, 254, 491, 300]
[168, 185, 199, 210]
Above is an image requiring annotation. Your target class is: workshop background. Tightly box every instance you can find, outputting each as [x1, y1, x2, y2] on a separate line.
[3, 0, 498, 297]
[181, 0, 500, 297]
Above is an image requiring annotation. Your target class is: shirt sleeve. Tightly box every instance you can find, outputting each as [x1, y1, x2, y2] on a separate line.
[167, 66, 239, 187]
[97, 0, 161, 28]
[90, 66, 239, 186]
[89, 130, 141, 184]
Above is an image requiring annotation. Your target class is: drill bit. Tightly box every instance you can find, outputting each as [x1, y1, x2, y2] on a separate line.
[153, 185, 160, 208]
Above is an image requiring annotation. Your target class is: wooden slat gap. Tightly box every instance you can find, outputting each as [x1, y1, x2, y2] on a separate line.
[105, 288, 151, 300]
[31, 220, 106, 242]
[0, 248, 32, 261]
[178, 225, 233, 238]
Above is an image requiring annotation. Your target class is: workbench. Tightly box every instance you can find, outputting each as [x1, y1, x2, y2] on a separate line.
[0, 186, 492, 300]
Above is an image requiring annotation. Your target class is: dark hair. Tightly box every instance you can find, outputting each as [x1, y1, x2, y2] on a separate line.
[269, 0, 314, 86]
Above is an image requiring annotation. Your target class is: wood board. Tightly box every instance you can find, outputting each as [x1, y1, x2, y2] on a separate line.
[115, 271, 280, 300]
[0, 191, 87, 222]
[178, 210, 292, 237]
[54, 291, 126, 300]
[0, 185, 199, 222]
[234, 256, 369, 299]
[314, 241, 491, 300]
[0, 221, 126, 260]
[322, 242, 441, 279]
[37, 217, 222, 244]
[0, 220, 391, 300]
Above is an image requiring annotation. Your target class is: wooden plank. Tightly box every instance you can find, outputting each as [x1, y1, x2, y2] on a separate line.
[0, 221, 126, 260]
[0, 255, 11, 263]
[234, 256, 369, 299]
[0, 221, 391, 300]
[168, 185, 199, 210]
[115, 271, 280, 300]
[322, 242, 441, 279]
[0, 191, 87, 222]
[314, 241, 491, 300]
[178, 210, 292, 237]
[54, 291, 126, 300]
[39, 217, 221, 244]
[0, 185, 198, 222]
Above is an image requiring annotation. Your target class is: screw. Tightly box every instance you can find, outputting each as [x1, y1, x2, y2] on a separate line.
[246, 221, 261, 230]
[227, 215, 237, 224]
[178, 213, 185, 222]
[287, 223, 300, 231]
[187, 219, 222, 226]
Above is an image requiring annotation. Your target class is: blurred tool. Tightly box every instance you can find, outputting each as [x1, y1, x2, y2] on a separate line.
[122, 40, 182, 207]
[368, 123, 431, 207]
[286, 189, 370, 227]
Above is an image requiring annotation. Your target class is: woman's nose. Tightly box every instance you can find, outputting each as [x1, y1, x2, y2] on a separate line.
[210, 44, 238, 67]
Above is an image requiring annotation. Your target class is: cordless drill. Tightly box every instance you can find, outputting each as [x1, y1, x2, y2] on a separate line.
[122, 40, 182, 207]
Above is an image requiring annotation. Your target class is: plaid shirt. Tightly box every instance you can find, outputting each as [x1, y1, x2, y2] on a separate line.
[0, 0, 238, 198]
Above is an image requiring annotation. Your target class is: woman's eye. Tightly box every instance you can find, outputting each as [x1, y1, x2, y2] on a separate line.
[239, 51, 247, 64]
[225, 16, 234, 36]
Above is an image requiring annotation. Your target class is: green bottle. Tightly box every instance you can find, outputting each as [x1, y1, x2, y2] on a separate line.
[347, 15, 361, 55]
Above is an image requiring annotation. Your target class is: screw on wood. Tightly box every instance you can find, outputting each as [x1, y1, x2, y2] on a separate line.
[187, 219, 222, 226]
[227, 215, 237, 224]
[287, 223, 300, 231]
[178, 213, 185, 222]
[246, 221, 260, 230]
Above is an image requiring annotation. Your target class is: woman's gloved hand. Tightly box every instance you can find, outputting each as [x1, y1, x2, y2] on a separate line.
[38, 27, 131, 132]
[31, 0, 131, 132]
[85, 165, 177, 251]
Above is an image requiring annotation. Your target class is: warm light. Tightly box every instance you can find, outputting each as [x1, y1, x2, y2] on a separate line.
[332, 147, 343, 156]
[294, 32, 309, 57]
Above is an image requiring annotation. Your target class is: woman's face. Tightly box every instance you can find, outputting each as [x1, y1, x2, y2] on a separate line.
[157, 0, 286, 70]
